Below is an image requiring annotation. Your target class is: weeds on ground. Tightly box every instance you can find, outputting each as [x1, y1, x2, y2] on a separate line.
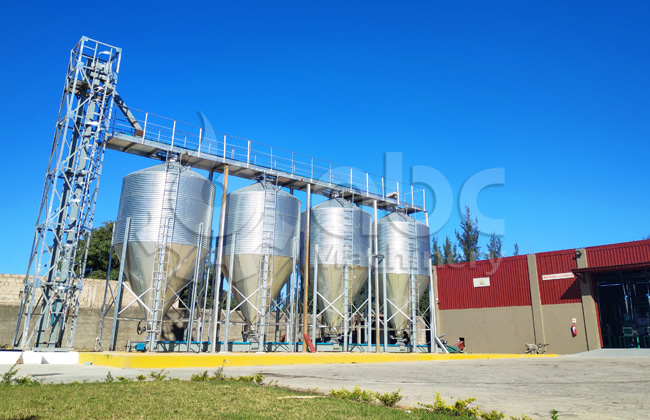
[374, 389, 404, 407]
[190, 369, 228, 382]
[234, 372, 264, 385]
[149, 370, 168, 381]
[1, 365, 42, 386]
[550, 409, 559, 420]
[417, 392, 533, 420]
[136, 374, 146, 381]
[329, 386, 403, 407]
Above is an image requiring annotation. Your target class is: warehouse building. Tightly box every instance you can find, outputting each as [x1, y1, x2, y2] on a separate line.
[432, 239, 650, 354]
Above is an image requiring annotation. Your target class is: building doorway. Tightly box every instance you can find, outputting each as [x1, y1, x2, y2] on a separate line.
[596, 271, 650, 349]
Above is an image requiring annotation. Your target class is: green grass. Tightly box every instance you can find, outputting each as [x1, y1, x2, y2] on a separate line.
[0, 380, 471, 420]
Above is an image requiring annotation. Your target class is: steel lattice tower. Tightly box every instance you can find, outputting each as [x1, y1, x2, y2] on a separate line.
[13, 37, 121, 349]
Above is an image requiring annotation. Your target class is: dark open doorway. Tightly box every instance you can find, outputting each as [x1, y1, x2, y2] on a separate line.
[596, 271, 650, 348]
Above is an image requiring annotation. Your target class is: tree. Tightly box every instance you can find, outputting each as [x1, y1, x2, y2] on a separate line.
[431, 236, 443, 266]
[442, 236, 458, 265]
[455, 205, 480, 262]
[486, 232, 503, 259]
[77, 221, 119, 280]
[513, 242, 520, 256]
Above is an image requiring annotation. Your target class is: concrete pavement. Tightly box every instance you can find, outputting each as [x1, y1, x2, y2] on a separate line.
[2, 349, 649, 419]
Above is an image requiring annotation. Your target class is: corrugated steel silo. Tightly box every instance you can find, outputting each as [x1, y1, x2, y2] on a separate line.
[113, 162, 215, 317]
[378, 211, 430, 338]
[222, 181, 301, 334]
[301, 198, 372, 338]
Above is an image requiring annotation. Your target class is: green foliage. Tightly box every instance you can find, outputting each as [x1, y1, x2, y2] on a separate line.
[509, 415, 532, 420]
[329, 386, 375, 403]
[442, 236, 458, 265]
[456, 206, 481, 262]
[481, 410, 506, 420]
[116, 376, 132, 383]
[1, 365, 42, 386]
[149, 370, 168, 381]
[191, 368, 228, 382]
[234, 373, 264, 384]
[513, 242, 520, 256]
[486, 232, 503, 260]
[136, 374, 146, 381]
[77, 221, 119, 280]
[419, 392, 480, 417]
[431, 236, 443, 266]
[105, 372, 114, 383]
[374, 389, 403, 407]
[550, 409, 559, 420]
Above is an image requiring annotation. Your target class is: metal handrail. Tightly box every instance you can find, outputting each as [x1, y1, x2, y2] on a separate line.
[110, 109, 426, 209]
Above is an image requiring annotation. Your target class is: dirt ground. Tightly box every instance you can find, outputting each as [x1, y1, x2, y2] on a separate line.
[2, 349, 649, 419]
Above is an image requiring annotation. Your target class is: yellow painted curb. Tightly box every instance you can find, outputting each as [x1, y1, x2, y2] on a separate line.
[79, 352, 557, 369]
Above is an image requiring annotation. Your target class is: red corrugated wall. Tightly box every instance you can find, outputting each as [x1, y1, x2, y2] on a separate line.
[436, 256, 531, 310]
[535, 250, 581, 305]
[585, 240, 650, 268]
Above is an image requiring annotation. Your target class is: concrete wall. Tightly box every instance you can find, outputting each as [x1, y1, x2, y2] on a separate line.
[436, 306, 536, 354]
[541, 303, 588, 354]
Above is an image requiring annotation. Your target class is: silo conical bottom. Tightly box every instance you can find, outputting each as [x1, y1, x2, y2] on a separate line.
[115, 241, 205, 319]
[305, 265, 368, 335]
[222, 254, 293, 327]
[381, 273, 430, 333]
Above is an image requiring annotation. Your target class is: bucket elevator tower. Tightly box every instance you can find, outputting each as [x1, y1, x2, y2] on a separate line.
[13, 38, 123, 348]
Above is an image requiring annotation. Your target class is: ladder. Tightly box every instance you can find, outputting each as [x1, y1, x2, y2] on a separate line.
[258, 183, 277, 347]
[408, 220, 419, 347]
[147, 162, 181, 350]
[342, 206, 354, 351]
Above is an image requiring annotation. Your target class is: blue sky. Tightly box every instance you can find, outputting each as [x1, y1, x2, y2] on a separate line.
[1, 1, 649, 275]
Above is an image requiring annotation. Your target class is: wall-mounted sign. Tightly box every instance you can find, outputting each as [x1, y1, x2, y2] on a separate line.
[473, 277, 490, 287]
[542, 272, 575, 281]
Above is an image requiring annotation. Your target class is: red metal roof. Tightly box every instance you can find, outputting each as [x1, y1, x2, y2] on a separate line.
[585, 239, 650, 268]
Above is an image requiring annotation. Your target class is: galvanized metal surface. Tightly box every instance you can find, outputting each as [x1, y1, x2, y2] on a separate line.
[301, 198, 372, 267]
[114, 162, 215, 249]
[377, 212, 431, 332]
[221, 181, 301, 327]
[377, 212, 430, 276]
[300, 198, 372, 332]
[535, 250, 581, 305]
[113, 162, 215, 317]
[436, 256, 531, 310]
[223, 182, 300, 258]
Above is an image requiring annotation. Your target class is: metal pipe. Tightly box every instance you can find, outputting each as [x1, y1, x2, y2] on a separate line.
[425, 211, 437, 353]
[302, 183, 311, 352]
[221, 233, 236, 353]
[312, 244, 319, 345]
[210, 165, 229, 353]
[373, 200, 380, 352]
[383, 259, 388, 353]
[109, 217, 130, 351]
[367, 248, 372, 352]
[186, 223, 203, 352]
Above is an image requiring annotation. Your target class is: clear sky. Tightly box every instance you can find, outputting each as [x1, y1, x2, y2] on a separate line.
[1, 1, 649, 275]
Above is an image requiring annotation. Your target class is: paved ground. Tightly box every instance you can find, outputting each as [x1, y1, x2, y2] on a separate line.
[2, 349, 649, 419]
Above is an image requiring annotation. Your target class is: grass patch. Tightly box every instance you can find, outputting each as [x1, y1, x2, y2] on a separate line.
[0, 380, 471, 420]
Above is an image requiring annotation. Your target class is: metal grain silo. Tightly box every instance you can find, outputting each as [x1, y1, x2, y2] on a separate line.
[113, 161, 215, 318]
[221, 181, 301, 339]
[378, 211, 430, 342]
[301, 198, 372, 340]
